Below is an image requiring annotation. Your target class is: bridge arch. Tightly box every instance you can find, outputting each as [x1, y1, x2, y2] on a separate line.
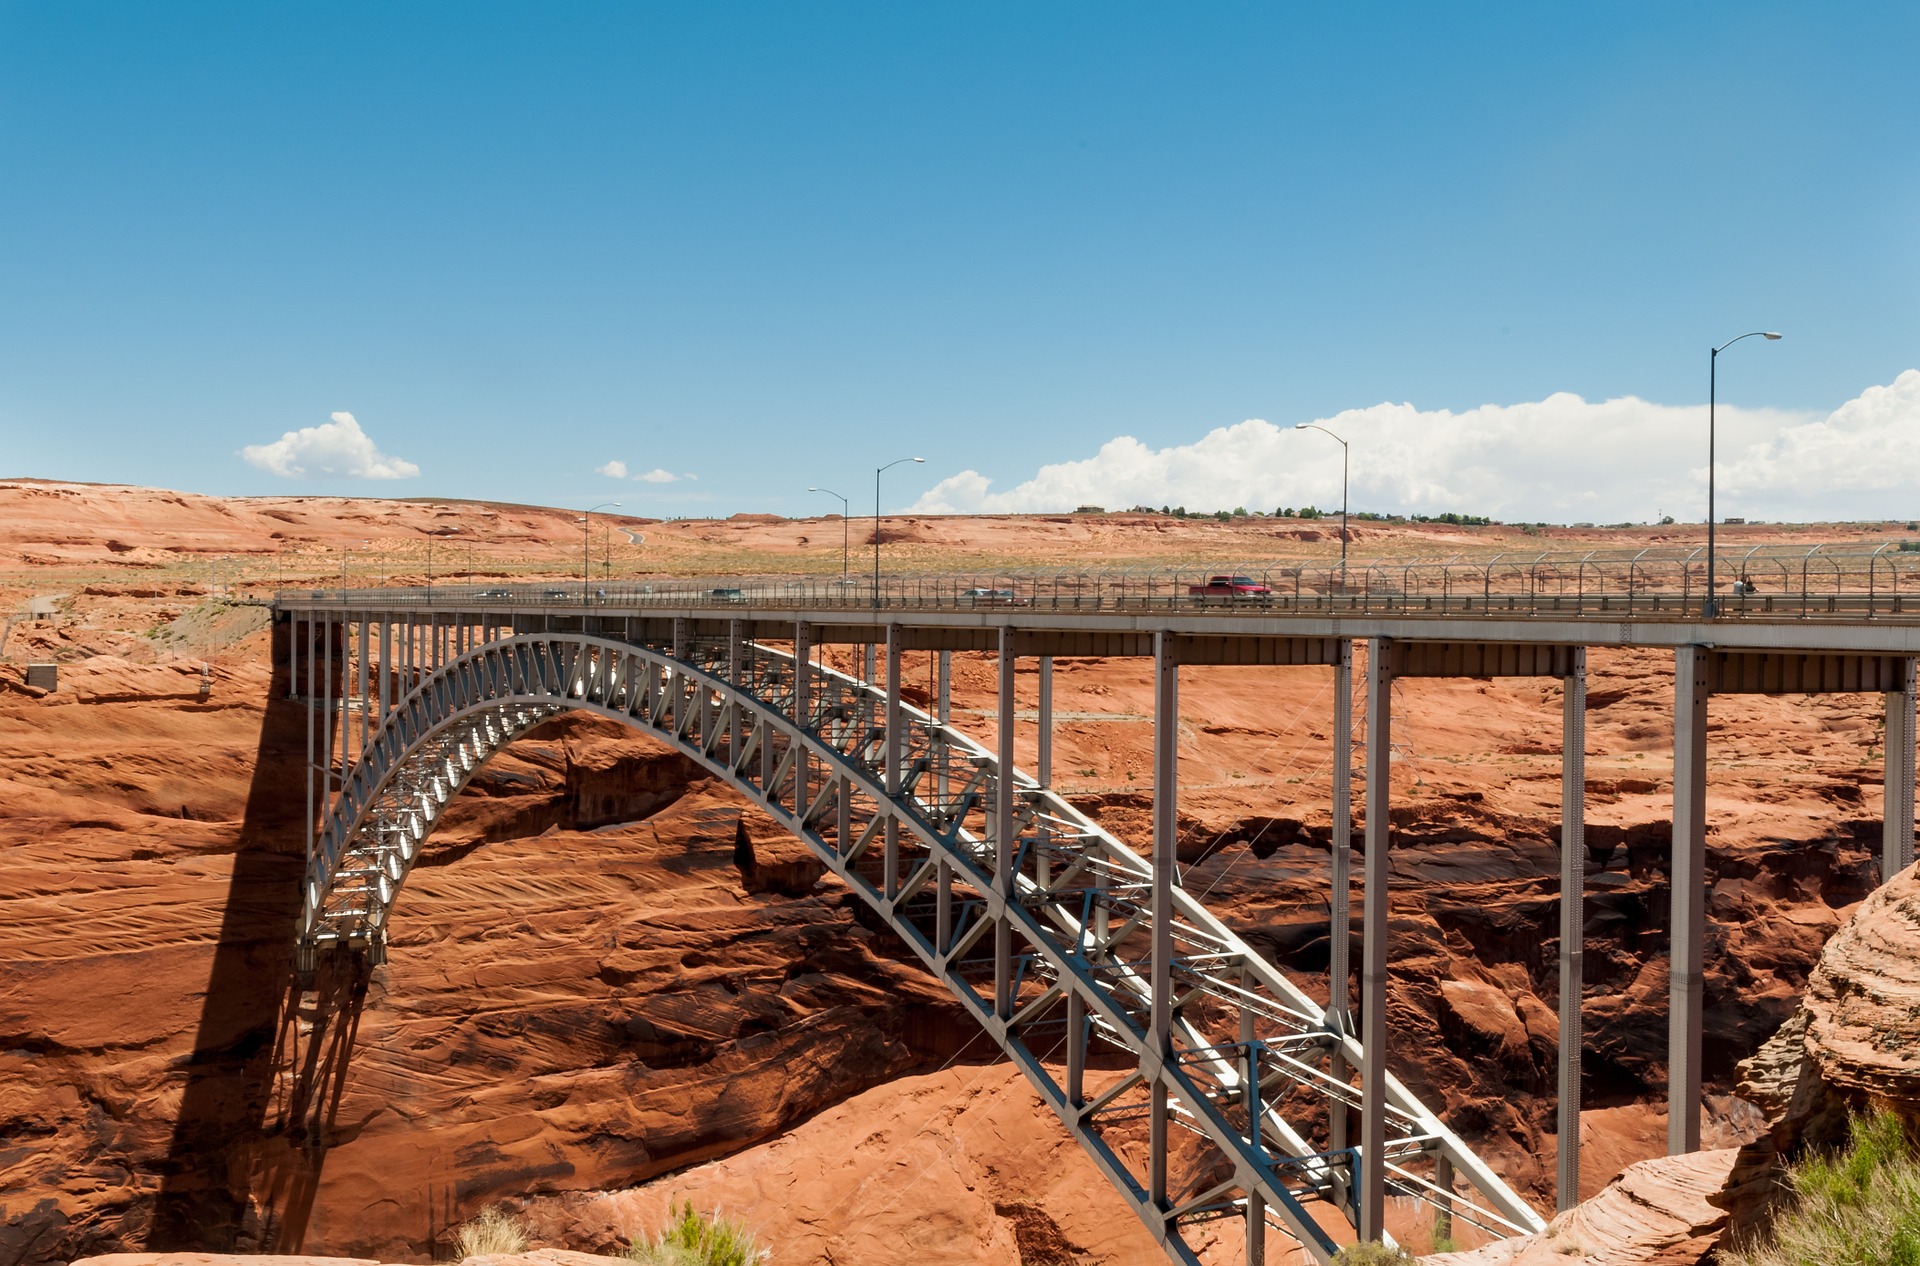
[297, 628, 1542, 1264]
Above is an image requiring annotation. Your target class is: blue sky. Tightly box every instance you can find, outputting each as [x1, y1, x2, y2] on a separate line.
[3, 3, 1916, 521]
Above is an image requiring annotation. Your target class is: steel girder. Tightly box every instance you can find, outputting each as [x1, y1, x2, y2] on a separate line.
[299, 629, 1546, 1263]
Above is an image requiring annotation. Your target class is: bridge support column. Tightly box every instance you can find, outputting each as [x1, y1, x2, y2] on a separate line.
[1558, 648, 1587, 1211]
[1066, 987, 1086, 1108]
[378, 621, 391, 718]
[1241, 965, 1266, 1265]
[1360, 636, 1393, 1242]
[355, 618, 369, 763]
[1149, 629, 1178, 1210]
[794, 621, 812, 817]
[864, 642, 877, 731]
[937, 649, 952, 808]
[1884, 660, 1917, 882]
[1669, 645, 1709, 1155]
[302, 616, 315, 880]
[729, 620, 745, 766]
[1037, 655, 1053, 890]
[1329, 639, 1354, 1209]
[1433, 1153, 1454, 1248]
[995, 626, 1016, 1021]
[885, 625, 902, 900]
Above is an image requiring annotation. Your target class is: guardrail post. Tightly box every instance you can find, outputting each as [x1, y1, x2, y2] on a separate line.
[1669, 645, 1709, 1155]
[1149, 628, 1178, 1210]
[1559, 647, 1587, 1211]
[1885, 659, 1917, 882]
[1360, 635, 1393, 1242]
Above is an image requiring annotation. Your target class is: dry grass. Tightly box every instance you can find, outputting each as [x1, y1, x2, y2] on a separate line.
[1718, 1112, 1920, 1266]
[449, 1204, 529, 1259]
[625, 1201, 767, 1266]
[1332, 1242, 1415, 1264]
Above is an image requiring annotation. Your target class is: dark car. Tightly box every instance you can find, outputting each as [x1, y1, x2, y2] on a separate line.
[542, 588, 572, 601]
[476, 588, 514, 600]
[710, 587, 747, 604]
[959, 587, 1027, 606]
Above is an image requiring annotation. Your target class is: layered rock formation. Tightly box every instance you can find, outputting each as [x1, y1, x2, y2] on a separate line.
[1427, 1148, 1737, 1266]
[1712, 861, 1920, 1240]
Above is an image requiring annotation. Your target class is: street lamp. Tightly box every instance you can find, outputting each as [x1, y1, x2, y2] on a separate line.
[873, 457, 925, 608]
[577, 502, 620, 603]
[1294, 423, 1350, 593]
[1705, 332, 1782, 618]
[808, 486, 852, 584]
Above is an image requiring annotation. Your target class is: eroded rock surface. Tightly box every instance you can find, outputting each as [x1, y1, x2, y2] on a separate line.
[1426, 1148, 1736, 1265]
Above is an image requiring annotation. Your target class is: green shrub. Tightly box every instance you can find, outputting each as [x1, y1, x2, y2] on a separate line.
[626, 1202, 767, 1266]
[1332, 1242, 1415, 1265]
[451, 1205, 529, 1258]
[1720, 1111, 1920, 1266]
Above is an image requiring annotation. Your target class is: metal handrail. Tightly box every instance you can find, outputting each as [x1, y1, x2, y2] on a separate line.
[275, 540, 1920, 622]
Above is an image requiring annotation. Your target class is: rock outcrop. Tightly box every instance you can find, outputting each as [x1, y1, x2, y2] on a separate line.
[1426, 1148, 1736, 1265]
[1714, 861, 1920, 1239]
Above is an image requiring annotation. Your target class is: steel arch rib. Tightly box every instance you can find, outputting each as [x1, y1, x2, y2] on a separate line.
[301, 631, 1543, 1264]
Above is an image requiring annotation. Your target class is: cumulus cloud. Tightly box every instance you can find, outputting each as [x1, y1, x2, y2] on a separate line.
[1719, 370, 1920, 517]
[241, 412, 419, 480]
[595, 462, 697, 484]
[912, 372, 1920, 523]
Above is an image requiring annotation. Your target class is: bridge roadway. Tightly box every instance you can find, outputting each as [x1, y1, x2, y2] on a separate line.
[272, 580, 1920, 1264]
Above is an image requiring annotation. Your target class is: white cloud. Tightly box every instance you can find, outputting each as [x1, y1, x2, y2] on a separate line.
[594, 461, 699, 485]
[912, 372, 1920, 523]
[240, 412, 419, 480]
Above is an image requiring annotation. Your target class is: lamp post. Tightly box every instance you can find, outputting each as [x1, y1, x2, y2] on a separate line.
[808, 486, 852, 584]
[1705, 332, 1782, 617]
[1294, 423, 1350, 593]
[577, 502, 620, 603]
[873, 457, 925, 609]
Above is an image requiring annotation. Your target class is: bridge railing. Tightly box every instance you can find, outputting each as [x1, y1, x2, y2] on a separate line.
[276, 539, 1920, 620]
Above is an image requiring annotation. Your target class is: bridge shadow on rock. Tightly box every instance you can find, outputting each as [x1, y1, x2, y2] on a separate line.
[148, 615, 355, 1252]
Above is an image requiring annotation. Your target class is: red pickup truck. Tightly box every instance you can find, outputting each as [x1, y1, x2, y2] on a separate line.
[1188, 574, 1272, 600]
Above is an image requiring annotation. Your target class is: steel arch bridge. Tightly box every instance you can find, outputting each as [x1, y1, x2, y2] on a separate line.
[287, 619, 1546, 1264]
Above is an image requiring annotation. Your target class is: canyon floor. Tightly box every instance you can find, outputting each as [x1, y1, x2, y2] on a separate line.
[2, 480, 1911, 1265]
